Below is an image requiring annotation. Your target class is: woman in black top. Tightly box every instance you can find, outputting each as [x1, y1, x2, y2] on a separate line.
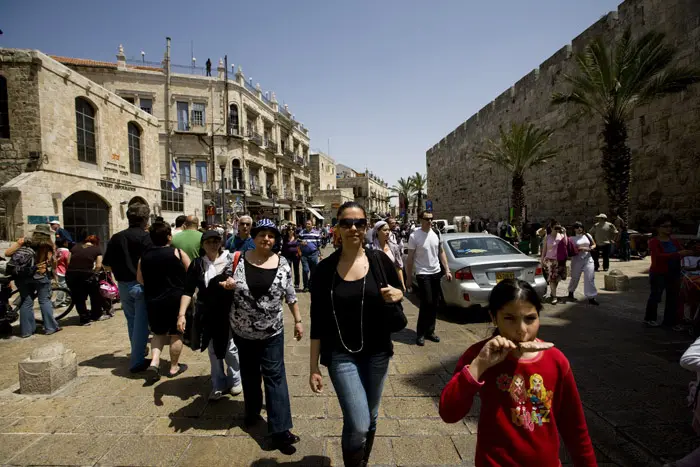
[66, 235, 104, 325]
[137, 222, 190, 380]
[177, 229, 242, 402]
[309, 202, 404, 467]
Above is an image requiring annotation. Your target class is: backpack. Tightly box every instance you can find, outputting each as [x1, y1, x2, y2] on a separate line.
[6, 246, 36, 279]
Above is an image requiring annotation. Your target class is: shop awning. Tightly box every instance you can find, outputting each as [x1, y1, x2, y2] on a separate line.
[306, 206, 324, 220]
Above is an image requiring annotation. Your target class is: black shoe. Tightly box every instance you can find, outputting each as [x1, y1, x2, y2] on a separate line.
[129, 361, 151, 373]
[426, 333, 440, 343]
[244, 413, 264, 428]
[588, 298, 600, 306]
[302, 288, 309, 293]
[363, 430, 376, 464]
[567, 292, 577, 302]
[604, 268, 609, 272]
[416, 336, 425, 346]
[271, 430, 300, 452]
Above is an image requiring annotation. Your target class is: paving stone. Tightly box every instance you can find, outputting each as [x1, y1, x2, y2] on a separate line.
[391, 436, 462, 466]
[72, 416, 153, 434]
[450, 434, 477, 464]
[3, 416, 85, 434]
[247, 436, 326, 465]
[73, 396, 148, 416]
[139, 394, 209, 417]
[0, 433, 42, 463]
[382, 397, 438, 418]
[175, 437, 263, 466]
[11, 397, 81, 417]
[147, 416, 230, 436]
[290, 396, 327, 419]
[288, 418, 344, 438]
[10, 433, 118, 465]
[200, 397, 247, 419]
[97, 434, 192, 466]
[388, 375, 444, 397]
[397, 418, 471, 436]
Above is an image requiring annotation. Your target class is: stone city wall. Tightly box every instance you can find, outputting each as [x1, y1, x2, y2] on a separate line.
[427, 0, 700, 231]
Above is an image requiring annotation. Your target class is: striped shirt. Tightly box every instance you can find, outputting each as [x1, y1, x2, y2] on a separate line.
[299, 228, 321, 256]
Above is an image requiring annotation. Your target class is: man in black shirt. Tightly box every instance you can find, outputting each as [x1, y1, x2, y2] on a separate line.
[103, 203, 153, 372]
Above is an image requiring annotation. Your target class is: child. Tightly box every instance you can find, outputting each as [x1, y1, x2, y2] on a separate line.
[54, 239, 70, 306]
[439, 279, 597, 466]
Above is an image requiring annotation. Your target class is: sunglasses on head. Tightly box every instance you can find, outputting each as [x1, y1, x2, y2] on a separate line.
[338, 218, 368, 229]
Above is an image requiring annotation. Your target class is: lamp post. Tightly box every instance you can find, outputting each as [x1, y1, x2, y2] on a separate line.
[216, 155, 227, 224]
[269, 185, 279, 222]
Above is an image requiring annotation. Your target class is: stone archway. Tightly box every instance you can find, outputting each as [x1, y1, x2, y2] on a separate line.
[62, 191, 110, 245]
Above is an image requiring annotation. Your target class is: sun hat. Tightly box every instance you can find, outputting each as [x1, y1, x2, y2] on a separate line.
[595, 213, 607, 219]
[251, 219, 280, 238]
[32, 224, 53, 236]
[201, 229, 222, 242]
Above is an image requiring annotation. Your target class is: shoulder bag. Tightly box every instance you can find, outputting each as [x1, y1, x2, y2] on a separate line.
[367, 249, 407, 333]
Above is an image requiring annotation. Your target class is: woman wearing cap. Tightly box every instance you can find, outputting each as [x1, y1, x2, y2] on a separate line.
[176, 229, 242, 400]
[371, 220, 406, 291]
[220, 218, 302, 452]
[5, 224, 61, 337]
[566, 222, 599, 305]
[137, 222, 190, 380]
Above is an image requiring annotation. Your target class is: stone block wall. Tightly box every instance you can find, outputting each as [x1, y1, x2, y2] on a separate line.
[427, 0, 700, 232]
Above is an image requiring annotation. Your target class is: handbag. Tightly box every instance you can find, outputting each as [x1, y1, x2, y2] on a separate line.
[367, 249, 407, 333]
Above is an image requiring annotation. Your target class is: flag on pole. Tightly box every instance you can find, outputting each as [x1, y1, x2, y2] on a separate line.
[170, 158, 180, 191]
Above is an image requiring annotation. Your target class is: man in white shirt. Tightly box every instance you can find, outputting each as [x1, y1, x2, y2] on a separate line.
[405, 211, 453, 346]
[172, 215, 187, 236]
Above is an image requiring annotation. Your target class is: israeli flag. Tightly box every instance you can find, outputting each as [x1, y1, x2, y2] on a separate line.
[170, 158, 180, 191]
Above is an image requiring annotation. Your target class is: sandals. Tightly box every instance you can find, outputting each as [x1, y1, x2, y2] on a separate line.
[166, 363, 188, 378]
[147, 365, 161, 383]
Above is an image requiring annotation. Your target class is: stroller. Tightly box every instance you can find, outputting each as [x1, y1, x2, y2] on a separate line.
[96, 269, 120, 317]
[681, 252, 700, 336]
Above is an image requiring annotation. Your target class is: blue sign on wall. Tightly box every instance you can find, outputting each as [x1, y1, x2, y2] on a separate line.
[27, 215, 59, 225]
[425, 200, 433, 211]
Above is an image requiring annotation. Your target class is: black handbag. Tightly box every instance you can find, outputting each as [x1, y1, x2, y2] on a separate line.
[367, 250, 407, 333]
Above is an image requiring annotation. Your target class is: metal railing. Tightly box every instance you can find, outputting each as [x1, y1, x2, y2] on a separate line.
[294, 155, 304, 165]
[279, 107, 292, 119]
[250, 184, 263, 195]
[244, 80, 257, 94]
[247, 130, 263, 146]
[284, 148, 295, 158]
[264, 136, 277, 151]
[228, 123, 241, 137]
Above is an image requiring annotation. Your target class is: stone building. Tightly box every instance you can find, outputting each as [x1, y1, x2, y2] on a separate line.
[427, 0, 700, 232]
[54, 44, 313, 226]
[0, 49, 201, 241]
[309, 152, 353, 224]
[336, 166, 391, 218]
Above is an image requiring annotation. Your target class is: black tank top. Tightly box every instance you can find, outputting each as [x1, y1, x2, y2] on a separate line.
[140, 246, 186, 302]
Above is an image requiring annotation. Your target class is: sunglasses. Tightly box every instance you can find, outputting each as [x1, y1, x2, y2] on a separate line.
[338, 218, 368, 229]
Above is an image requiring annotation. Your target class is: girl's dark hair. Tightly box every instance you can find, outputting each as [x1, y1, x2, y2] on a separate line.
[149, 221, 172, 246]
[337, 201, 366, 219]
[488, 279, 543, 336]
[653, 214, 674, 228]
[572, 221, 584, 230]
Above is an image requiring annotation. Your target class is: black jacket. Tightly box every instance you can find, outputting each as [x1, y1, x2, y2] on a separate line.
[310, 247, 402, 367]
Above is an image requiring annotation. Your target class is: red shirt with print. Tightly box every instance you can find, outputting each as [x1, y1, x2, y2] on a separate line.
[439, 339, 597, 467]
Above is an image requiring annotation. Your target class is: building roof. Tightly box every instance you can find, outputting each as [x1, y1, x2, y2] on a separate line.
[50, 55, 162, 72]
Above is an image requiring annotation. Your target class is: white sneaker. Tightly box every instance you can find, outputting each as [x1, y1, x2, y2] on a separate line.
[209, 390, 223, 401]
[229, 384, 243, 396]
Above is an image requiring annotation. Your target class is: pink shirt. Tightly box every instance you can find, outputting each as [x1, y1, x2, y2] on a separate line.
[55, 248, 70, 276]
[544, 233, 564, 260]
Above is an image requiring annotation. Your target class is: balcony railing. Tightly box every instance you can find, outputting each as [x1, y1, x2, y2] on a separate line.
[228, 122, 241, 137]
[247, 130, 263, 146]
[230, 177, 245, 191]
[284, 148, 295, 158]
[279, 107, 292, 119]
[264, 136, 277, 151]
[244, 80, 257, 94]
[296, 194, 305, 202]
[250, 184, 263, 196]
[294, 155, 304, 166]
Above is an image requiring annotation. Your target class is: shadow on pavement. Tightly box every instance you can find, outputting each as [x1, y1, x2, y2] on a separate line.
[391, 327, 417, 345]
[249, 455, 331, 466]
[79, 352, 147, 380]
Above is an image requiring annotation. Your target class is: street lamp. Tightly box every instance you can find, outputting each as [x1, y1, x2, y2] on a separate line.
[269, 185, 279, 222]
[216, 154, 227, 224]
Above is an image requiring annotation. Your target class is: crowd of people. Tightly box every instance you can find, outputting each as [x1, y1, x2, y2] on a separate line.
[2, 199, 699, 466]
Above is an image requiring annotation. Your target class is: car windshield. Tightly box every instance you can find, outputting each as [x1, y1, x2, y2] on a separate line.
[447, 237, 520, 258]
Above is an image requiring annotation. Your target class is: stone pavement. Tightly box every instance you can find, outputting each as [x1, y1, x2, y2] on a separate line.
[0, 254, 695, 466]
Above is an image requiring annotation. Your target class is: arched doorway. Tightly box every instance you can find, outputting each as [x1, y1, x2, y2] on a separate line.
[62, 191, 110, 247]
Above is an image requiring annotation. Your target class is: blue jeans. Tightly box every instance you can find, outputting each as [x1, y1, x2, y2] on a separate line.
[118, 281, 150, 371]
[17, 276, 59, 336]
[208, 334, 241, 392]
[236, 331, 292, 435]
[300, 251, 319, 290]
[328, 351, 391, 454]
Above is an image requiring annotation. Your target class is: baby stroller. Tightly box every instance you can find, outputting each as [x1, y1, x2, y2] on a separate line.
[96, 269, 120, 317]
[681, 253, 700, 336]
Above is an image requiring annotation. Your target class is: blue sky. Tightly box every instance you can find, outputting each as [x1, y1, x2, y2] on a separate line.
[1, 0, 621, 187]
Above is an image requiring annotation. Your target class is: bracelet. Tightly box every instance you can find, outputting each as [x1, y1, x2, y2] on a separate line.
[295, 319, 303, 324]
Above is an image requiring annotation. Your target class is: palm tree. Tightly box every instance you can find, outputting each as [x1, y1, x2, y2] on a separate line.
[477, 122, 559, 229]
[552, 28, 700, 222]
[410, 172, 427, 214]
[390, 177, 414, 223]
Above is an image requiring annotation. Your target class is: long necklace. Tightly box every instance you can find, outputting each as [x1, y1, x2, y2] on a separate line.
[330, 269, 365, 354]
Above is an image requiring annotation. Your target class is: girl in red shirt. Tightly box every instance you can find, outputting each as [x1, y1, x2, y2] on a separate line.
[439, 279, 597, 466]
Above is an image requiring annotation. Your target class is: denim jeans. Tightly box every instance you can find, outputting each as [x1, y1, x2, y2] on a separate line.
[118, 281, 150, 370]
[415, 273, 442, 338]
[55, 275, 68, 305]
[328, 351, 391, 454]
[301, 251, 319, 290]
[645, 272, 680, 325]
[208, 333, 241, 392]
[17, 276, 59, 336]
[236, 331, 292, 435]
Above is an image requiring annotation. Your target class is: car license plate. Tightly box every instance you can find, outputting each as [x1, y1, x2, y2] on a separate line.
[496, 272, 515, 282]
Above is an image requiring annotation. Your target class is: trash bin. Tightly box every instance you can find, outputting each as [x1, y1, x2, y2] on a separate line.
[518, 241, 530, 255]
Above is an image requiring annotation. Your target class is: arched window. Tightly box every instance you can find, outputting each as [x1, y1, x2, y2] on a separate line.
[0, 76, 8, 139]
[128, 122, 142, 174]
[229, 103, 239, 135]
[75, 97, 96, 163]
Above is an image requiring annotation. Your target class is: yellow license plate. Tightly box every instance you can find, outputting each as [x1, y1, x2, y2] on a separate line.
[496, 272, 515, 283]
